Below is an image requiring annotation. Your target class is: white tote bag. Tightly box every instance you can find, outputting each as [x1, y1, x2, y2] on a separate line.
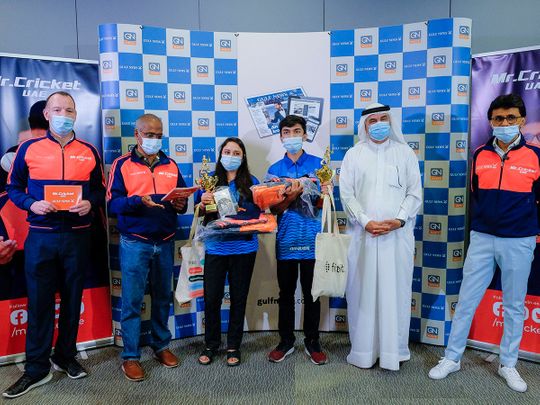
[311, 193, 351, 301]
[175, 205, 205, 304]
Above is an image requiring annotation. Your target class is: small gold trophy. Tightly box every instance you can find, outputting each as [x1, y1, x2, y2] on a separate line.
[315, 147, 334, 185]
[316, 147, 334, 208]
[198, 155, 219, 213]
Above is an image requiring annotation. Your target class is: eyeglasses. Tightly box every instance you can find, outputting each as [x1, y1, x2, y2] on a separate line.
[137, 130, 163, 139]
[490, 115, 522, 125]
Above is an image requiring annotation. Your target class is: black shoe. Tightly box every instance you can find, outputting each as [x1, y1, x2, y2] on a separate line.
[2, 373, 53, 398]
[50, 357, 88, 379]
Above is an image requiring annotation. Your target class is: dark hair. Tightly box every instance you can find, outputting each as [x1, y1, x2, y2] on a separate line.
[28, 100, 48, 130]
[487, 94, 526, 120]
[215, 137, 254, 203]
[279, 115, 306, 134]
[45, 91, 76, 108]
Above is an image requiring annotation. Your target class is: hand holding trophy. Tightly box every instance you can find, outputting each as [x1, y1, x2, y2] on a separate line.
[198, 155, 219, 213]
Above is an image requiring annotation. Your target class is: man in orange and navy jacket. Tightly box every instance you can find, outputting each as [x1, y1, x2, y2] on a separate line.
[3, 91, 105, 399]
[429, 94, 539, 393]
[107, 113, 187, 382]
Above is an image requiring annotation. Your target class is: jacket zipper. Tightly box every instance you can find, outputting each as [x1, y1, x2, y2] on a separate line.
[492, 153, 507, 233]
[61, 145, 65, 180]
[149, 163, 157, 193]
[151, 169, 157, 194]
[497, 154, 506, 190]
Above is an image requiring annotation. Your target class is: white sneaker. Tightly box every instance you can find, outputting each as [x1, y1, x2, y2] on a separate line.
[498, 365, 527, 392]
[428, 357, 460, 380]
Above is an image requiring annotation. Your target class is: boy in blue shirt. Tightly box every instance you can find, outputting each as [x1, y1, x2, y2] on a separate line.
[266, 115, 327, 365]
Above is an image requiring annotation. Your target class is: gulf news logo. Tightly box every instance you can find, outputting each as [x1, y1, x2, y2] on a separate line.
[102, 59, 113, 74]
[428, 274, 441, 288]
[336, 116, 348, 128]
[360, 35, 373, 48]
[104, 116, 116, 130]
[431, 112, 445, 126]
[426, 325, 439, 339]
[198, 117, 210, 130]
[335, 314, 346, 324]
[384, 60, 397, 74]
[433, 55, 447, 69]
[148, 62, 161, 75]
[408, 86, 421, 100]
[220, 39, 232, 52]
[173, 90, 186, 103]
[220, 91, 233, 104]
[123, 32, 136, 46]
[197, 64, 209, 78]
[175, 143, 187, 156]
[459, 25, 470, 40]
[452, 248, 463, 262]
[457, 83, 468, 97]
[336, 63, 348, 76]
[430, 167, 443, 181]
[111, 276, 121, 290]
[172, 36, 185, 49]
[409, 30, 422, 44]
[454, 195, 464, 208]
[428, 221, 442, 235]
[408, 141, 419, 154]
[456, 139, 466, 153]
[360, 89, 372, 102]
[126, 88, 139, 102]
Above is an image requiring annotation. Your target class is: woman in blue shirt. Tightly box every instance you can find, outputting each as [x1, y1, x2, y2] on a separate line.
[195, 137, 259, 367]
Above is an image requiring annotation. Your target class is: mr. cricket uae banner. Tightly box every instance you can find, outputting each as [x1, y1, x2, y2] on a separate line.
[469, 47, 540, 360]
[0, 54, 112, 364]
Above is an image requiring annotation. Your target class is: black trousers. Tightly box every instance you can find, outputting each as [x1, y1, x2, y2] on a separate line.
[277, 259, 320, 346]
[203, 252, 256, 350]
[24, 231, 90, 377]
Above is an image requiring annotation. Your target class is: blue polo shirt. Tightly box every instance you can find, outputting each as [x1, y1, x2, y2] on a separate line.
[267, 151, 322, 260]
[194, 175, 259, 256]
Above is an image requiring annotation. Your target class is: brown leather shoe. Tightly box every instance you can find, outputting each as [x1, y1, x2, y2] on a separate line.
[154, 349, 179, 368]
[121, 360, 145, 382]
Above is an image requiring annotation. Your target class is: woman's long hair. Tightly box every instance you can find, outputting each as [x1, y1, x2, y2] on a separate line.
[214, 137, 254, 203]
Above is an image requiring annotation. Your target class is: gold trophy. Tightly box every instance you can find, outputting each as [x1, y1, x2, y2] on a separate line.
[198, 155, 219, 213]
[315, 146, 334, 185]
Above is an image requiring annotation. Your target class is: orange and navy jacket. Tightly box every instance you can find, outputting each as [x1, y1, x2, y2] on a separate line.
[471, 136, 540, 237]
[6, 132, 105, 233]
[107, 149, 187, 243]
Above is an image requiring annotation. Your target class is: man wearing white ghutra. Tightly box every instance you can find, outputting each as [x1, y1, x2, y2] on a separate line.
[339, 103, 422, 371]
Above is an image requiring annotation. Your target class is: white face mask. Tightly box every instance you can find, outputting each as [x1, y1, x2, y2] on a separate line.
[140, 138, 162, 155]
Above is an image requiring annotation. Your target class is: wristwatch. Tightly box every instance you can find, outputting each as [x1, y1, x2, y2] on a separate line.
[397, 219, 406, 228]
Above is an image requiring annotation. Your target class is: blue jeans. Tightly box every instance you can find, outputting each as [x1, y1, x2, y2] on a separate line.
[119, 235, 173, 360]
[445, 231, 535, 367]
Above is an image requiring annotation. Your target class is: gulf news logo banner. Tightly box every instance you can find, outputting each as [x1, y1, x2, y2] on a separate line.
[98, 24, 238, 345]
[329, 18, 472, 345]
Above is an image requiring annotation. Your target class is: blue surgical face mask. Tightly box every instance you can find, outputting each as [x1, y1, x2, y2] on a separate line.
[140, 138, 162, 155]
[50, 115, 74, 137]
[283, 137, 303, 154]
[493, 125, 520, 144]
[221, 155, 242, 171]
[368, 121, 391, 141]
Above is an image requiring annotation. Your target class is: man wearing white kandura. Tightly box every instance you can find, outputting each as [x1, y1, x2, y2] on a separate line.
[339, 102, 422, 371]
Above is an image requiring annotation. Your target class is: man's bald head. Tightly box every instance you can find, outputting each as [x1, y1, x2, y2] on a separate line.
[135, 113, 162, 130]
